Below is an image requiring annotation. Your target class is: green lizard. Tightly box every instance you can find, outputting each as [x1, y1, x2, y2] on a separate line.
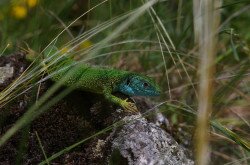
[37, 46, 161, 113]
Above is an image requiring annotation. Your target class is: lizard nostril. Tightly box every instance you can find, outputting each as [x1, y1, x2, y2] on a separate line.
[143, 82, 149, 87]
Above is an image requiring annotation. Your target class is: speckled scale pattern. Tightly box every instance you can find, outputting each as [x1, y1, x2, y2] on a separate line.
[46, 58, 130, 94]
[76, 66, 130, 93]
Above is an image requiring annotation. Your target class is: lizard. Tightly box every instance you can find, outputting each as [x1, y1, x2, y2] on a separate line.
[34, 46, 161, 113]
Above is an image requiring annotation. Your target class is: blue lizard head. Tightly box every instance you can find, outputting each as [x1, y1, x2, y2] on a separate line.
[117, 74, 161, 97]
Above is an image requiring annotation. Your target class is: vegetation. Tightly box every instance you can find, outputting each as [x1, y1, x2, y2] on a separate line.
[0, 0, 249, 164]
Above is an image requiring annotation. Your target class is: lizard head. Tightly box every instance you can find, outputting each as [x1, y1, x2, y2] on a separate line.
[117, 73, 161, 97]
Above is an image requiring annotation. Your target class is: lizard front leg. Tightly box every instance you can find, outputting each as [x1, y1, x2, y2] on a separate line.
[103, 89, 138, 113]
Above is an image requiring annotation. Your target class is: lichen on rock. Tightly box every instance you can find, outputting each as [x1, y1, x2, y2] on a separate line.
[0, 65, 14, 84]
[110, 115, 194, 165]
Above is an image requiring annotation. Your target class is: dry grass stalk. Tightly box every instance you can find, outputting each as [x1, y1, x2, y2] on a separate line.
[193, 0, 221, 165]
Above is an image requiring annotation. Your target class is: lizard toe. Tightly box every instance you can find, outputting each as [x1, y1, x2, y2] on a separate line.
[121, 99, 139, 113]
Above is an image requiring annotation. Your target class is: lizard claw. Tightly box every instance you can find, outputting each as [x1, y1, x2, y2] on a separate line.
[121, 98, 139, 113]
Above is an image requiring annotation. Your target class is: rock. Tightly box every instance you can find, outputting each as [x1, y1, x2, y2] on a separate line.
[0, 52, 28, 91]
[0, 64, 14, 84]
[110, 115, 194, 165]
[132, 96, 171, 130]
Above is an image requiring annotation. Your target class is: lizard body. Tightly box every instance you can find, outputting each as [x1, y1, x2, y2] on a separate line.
[40, 47, 161, 113]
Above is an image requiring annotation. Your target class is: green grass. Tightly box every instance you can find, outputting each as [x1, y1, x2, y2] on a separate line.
[0, 0, 249, 164]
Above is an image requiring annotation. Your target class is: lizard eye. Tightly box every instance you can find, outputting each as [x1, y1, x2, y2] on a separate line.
[143, 82, 149, 88]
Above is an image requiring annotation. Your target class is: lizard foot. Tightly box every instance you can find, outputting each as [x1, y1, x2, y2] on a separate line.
[120, 98, 139, 113]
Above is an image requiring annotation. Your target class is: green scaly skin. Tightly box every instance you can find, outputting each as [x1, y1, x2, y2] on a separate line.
[39, 47, 161, 113]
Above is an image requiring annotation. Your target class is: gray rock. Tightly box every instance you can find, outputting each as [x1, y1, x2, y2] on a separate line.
[0, 64, 14, 84]
[110, 115, 194, 165]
